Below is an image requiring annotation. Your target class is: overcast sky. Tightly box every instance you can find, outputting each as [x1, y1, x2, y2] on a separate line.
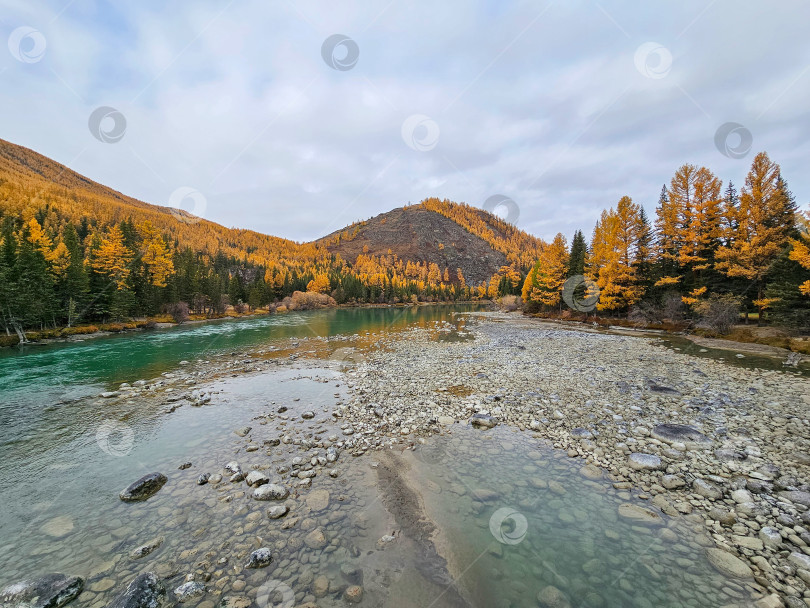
[2, 0, 808, 243]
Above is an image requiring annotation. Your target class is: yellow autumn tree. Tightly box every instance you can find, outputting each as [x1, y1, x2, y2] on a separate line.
[306, 273, 330, 294]
[91, 225, 134, 289]
[716, 152, 796, 314]
[789, 210, 810, 296]
[138, 221, 175, 288]
[523, 233, 569, 308]
[655, 165, 724, 300]
[590, 198, 643, 312]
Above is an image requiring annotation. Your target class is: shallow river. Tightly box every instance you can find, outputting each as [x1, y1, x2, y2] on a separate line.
[0, 306, 771, 607]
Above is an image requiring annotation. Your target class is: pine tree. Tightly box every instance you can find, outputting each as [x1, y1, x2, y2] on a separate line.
[568, 230, 587, 277]
[60, 224, 90, 326]
[716, 152, 797, 316]
[788, 210, 810, 297]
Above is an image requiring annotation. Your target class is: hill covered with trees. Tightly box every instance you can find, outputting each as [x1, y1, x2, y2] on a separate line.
[0, 139, 536, 335]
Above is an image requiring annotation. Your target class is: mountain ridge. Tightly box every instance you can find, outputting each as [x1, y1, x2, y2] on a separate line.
[0, 137, 543, 287]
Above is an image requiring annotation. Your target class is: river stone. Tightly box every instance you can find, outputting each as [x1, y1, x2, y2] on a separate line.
[706, 548, 753, 578]
[267, 505, 289, 519]
[731, 489, 753, 504]
[306, 489, 330, 511]
[472, 488, 498, 502]
[41, 516, 74, 538]
[224, 462, 242, 476]
[437, 416, 455, 426]
[0, 573, 84, 608]
[219, 597, 251, 608]
[788, 552, 810, 571]
[173, 582, 204, 603]
[470, 413, 498, 429]
[778, 491, 810, 506]
[304, 528, 328, 549]
[253, 484, 289, 501]
[580, 464, 602, 480]
[651, 424, 710, 445]
[129, 536, 164, 559]
[661, 475, 686, 489]
[107, 572, 166, 608]
[245, 471, 269, 487]
[537, 585, 571, 608]
[617, 504, 662, 526]
[302, 411, 315, 419]
[693, 478, 723, 500]
[119, 473, 167, 502]
[312, 576, 329, 598]
[759, 527, 782, 550]
[233, 427, 251, 437]
[245, 548, 273, 568]
[343, 586, 363, 604]
[628, 453, 662, 471]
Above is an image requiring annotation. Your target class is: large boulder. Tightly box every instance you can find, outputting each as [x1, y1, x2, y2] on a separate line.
[106, 573, 165, 608]
[0, 573, 84, 608]
[119, 473, 167, 502]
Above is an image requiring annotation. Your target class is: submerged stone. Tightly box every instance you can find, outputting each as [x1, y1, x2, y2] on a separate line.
[106, 572, 165, 608]
[119, 473, 167, 502]
[0, 574, 84, 608]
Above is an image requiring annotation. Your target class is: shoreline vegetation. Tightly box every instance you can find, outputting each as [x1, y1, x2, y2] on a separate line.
[3, 296, 807, 369]
[0, 298, 483, 348]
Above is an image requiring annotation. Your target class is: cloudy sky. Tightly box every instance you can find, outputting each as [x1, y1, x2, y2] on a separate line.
[2, 0, 808, 243]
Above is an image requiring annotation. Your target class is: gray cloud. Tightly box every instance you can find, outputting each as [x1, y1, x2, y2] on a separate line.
[1, 0, 808, 244]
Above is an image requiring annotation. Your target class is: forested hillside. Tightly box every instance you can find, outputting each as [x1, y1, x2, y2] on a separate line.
[522, 152, 810, 329]
[0, 139, 533, 334]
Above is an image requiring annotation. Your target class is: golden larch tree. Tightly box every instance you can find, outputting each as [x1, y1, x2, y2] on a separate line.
[716, 152, 796, 313]
[91, 225, 134, 289]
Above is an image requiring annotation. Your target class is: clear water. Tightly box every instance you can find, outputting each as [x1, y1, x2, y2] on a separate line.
[0, 306, 759, 607]
[409, 427, 756, 607]
[0, 305, 481, 451]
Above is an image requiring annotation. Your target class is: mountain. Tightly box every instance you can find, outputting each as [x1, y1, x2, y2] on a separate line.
[0, 137, 543, 288]
[319, 204, 542, 285]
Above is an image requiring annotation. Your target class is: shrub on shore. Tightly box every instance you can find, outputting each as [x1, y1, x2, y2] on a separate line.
[281, 291, 337, 311]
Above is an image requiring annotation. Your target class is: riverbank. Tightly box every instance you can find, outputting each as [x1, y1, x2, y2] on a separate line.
[336, 311, 810, 606]
[0, 301, 488, 348]
[4, 308, 809, 607]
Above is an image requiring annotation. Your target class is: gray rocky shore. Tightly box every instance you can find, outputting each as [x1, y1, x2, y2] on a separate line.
[5, 311, 810, 608]
[335, 312, 810, 607]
